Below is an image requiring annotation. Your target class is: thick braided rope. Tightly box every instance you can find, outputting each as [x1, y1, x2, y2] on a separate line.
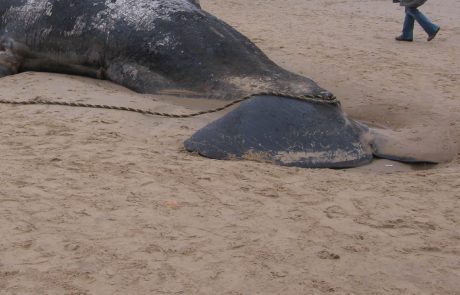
[0, 92, 338, 118]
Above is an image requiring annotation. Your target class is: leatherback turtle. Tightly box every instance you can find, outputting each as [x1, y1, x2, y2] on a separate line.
[0, 0, 438, 168]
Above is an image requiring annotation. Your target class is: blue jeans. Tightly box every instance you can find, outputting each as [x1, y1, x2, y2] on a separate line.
[402, 7, 439, 39]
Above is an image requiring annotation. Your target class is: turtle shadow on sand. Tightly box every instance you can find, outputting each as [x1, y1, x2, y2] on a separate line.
[0, 0, 455, 168]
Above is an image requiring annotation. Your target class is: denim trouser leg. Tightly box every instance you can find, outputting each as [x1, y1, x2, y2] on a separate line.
[402, 10, 415, 39]
[404, 7, 439, 37]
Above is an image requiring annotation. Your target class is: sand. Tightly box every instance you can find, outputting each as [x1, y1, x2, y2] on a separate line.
[1, 0, 460, 294]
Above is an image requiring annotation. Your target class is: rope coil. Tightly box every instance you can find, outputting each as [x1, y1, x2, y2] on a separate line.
[0, 92, 339, 118]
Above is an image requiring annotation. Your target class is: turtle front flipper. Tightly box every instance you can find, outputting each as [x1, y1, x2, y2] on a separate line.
[184, 95, 373, 168]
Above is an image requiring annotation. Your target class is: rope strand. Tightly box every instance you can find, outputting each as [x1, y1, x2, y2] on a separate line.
[0, 92, 338, 118]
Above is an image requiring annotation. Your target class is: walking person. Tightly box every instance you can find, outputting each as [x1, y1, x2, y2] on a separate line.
[394, 0, 440, 42]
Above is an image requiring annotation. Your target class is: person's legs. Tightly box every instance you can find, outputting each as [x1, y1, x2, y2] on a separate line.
[405, 7, 440, 40]
[396, 8, 415, 41]
[402, 9, 415, 39]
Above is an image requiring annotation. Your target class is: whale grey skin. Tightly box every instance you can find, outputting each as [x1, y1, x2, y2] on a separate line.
[0, 0, 439, 167]
[185, 96, 374, 168]
[0, 0, 332, 100]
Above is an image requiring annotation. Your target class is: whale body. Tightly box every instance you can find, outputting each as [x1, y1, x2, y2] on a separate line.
[0, 0, 438, 168]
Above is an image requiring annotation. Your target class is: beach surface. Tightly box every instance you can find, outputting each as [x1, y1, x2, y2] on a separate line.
[1, 0, 459, 294]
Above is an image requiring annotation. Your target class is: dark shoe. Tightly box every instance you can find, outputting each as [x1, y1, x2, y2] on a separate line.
[395, 35, 413, 42]
[427, 27, 440, 41]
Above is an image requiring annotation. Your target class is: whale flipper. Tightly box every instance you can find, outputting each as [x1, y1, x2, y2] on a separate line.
[184, 96, 374, 168]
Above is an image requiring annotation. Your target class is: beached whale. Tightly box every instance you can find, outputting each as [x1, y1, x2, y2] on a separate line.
[0, 0, 440, 167]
